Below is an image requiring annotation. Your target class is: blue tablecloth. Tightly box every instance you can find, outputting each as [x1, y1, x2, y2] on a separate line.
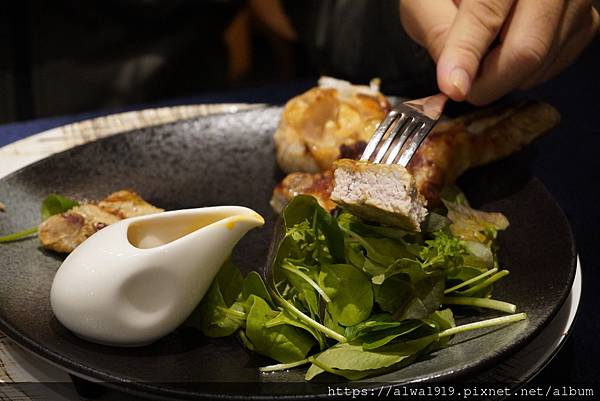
[1, 44, 599, 386]
[0, 80, 315, 148]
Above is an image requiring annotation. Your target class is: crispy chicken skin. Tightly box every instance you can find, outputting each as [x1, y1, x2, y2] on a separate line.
[272, 100, 560, 212]
[271, 170, 336, 213]
[97, 190, 163, 218]
[331, 159, 427, 231]
[408, 101, 560, 203]
[38, 205, 120, 253]
[274, 77, 390, 173]
[39, 190, 163, 253]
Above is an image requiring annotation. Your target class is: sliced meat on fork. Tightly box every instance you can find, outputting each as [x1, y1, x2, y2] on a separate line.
[271, 100, 560, 213]
[330, 159, 428, 231]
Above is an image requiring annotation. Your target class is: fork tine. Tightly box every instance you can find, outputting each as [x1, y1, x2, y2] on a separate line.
[384, 119, 424, 164]
[372, 114, 409, 163]
[360, 110, 399, 161]
[398, 120, 434, 167]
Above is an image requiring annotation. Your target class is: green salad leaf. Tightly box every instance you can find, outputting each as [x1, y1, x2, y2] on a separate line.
[242, 271, 273, 306]
[281, 261, 321, 318]
[0, 227, 39, 243]
[195, 188, 525, 381]
[283, 195, 345, 263]
[319, 263, 373, 326]
[443, 199, 509, 246]
[305, 333, 438, 380]
[40, 194, 80, 221]
[245, 295, 315, 363]
[0, 194, 79, 243]
[195, 259, 245, 337]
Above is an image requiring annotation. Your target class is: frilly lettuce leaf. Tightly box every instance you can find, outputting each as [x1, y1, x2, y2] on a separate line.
[442, 199, 509, 245]
[195, 192, 520, 382]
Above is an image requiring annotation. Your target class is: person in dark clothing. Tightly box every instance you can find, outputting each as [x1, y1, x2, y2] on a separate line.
[1, 0, 597, 124]
[1, 1, 244, 123]
[287, 0, 599, 105]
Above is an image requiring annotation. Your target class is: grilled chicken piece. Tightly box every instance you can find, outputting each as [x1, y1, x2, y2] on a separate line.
[271, 170, 336, 213]
[39, 190, 163, 253]
[331, 159, 427, 231]
[271, 100, 560, 211]
[97, 190, 163, 218]
[39, 204, 120, 253]
[274, 77, 390, 173]
[408, 100, 560, 203]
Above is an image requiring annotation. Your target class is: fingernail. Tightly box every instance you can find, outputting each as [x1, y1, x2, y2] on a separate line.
[450, 68, 470, 97]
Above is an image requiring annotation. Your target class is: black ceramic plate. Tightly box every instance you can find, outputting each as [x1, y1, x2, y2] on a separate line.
[0, 107, 576, 400]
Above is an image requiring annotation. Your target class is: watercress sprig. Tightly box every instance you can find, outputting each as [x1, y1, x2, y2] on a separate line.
[195, 192, 523, 381]
[0, 194, 79, 243]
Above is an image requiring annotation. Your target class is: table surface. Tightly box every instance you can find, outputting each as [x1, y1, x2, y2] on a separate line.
[1, 41, 599, 392]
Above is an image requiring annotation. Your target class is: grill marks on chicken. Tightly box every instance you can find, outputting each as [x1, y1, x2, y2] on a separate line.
[38, 205, 120, 253]
[39, 190, 163, 253]
[271, 170, 336, 213]
[407, 101, 561, 204]
[271, 100, 560, 215]
[97, 190, 163, 219]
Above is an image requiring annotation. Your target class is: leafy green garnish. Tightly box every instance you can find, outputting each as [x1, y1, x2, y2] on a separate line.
[241, 271, 273, 305]
[195, 259, 245, 337]
[304, 311, 526, 380]
[0, 227, 39, 243]
[319, 263, 373, 326]
[442, 199, 509, 246]
[283, 195, 345, 263]
[195, 190, 524, 381]
[0, 194, 79, 243]
[245, 295, 315, 363]
[40, 194, 80, 221]
[419, 231, 467, 271]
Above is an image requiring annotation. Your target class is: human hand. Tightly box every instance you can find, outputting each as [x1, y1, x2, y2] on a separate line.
[400, 0, 600, 105]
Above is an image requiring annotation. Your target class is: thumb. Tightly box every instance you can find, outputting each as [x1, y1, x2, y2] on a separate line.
[436, 0, 514, 101]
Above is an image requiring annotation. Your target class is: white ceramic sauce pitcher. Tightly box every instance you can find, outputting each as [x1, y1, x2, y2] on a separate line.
[50, 206, 264, 346]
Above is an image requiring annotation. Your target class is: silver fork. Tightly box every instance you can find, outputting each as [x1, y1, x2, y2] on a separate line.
[360, 93, 448, 166]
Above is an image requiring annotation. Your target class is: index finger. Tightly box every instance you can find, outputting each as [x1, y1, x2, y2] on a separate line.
[400, 0, 458, 61]
[468, 0, 564, 104]
[436, 0, 515, 100]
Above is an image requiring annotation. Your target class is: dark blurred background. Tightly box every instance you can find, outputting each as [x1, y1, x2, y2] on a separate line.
[1, 0, 439, 124]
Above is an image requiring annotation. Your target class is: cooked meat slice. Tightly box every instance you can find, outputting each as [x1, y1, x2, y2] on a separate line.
[39, 190, 163, 253]
[274, 77, 390, 173]
[39, 204, 120, 253]
[330, 159, 427, 231]
[271, 170, 336, 213]
[271, 100, 560, 210]
[97, 190, 163, 218]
